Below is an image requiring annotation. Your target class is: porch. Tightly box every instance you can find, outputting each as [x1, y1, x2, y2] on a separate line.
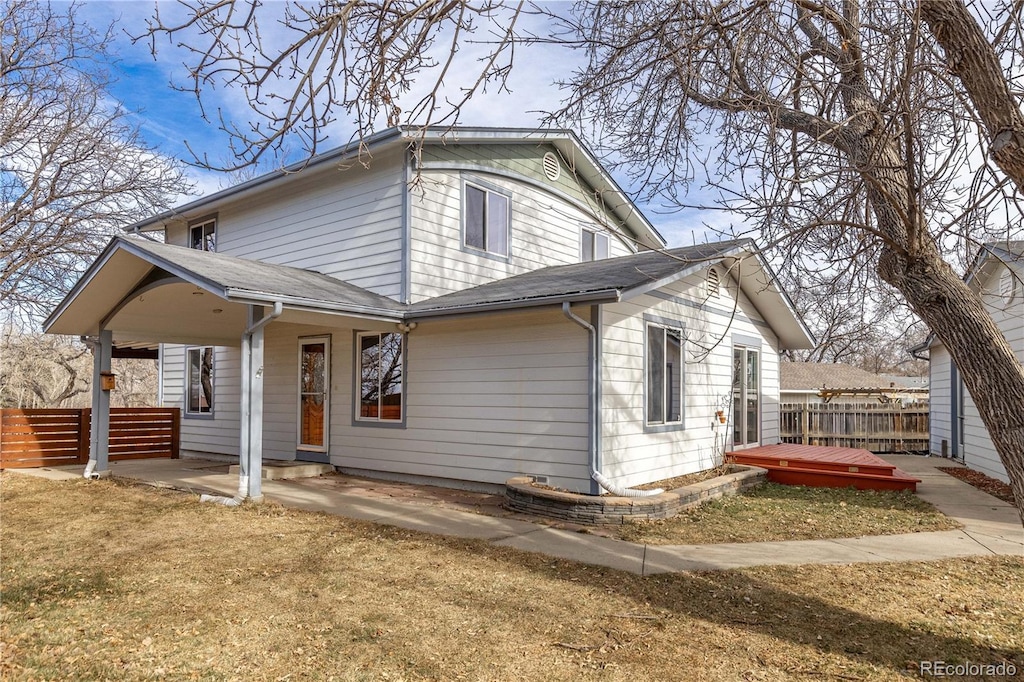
[727, 443, 922, 492]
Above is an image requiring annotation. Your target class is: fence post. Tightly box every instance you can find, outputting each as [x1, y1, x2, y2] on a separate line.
[801, 405, 809, 445]
[77, 409, 90, 465]
[170, 408, 181, 458]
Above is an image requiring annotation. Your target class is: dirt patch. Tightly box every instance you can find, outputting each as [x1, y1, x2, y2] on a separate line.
[632, 465, 732, 491]
[938, 466, 1017, 508]
[614, 483, 961, 545]
[2, 473, 1021, 681]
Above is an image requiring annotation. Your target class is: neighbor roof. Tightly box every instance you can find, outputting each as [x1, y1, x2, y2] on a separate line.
[781, 362, 923, 391]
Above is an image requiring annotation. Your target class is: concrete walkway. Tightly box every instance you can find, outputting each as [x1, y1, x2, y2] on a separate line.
[12, 454, 1022, 575]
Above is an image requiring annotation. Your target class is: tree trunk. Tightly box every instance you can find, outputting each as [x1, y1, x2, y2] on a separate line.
[878, 242, 1024, 525]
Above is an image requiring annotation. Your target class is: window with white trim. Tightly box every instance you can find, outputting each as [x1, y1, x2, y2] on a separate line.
[581, 228, 609, 262]
[464, 182, 509, 257]
[646, 323, 683, 425]
[357, 332, 404, 422]
[186, 346, 214, 415]
[189, 217, 216, 252]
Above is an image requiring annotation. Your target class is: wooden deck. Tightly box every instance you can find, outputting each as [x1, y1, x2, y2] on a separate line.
[727, 443, 920, 492]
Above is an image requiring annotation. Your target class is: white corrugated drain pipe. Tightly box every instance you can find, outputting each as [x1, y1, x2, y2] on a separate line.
[562, 302, 663, 497]
[200, 302, 283, 506]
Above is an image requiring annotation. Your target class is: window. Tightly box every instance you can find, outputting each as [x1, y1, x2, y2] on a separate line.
[732, 346, 760, 446]
[189, 217, 216, 252]
[299, 337, 330, 450]
[186, 347, 214, 415]
[357, 332, 404, 422]
[581, 229, 609, 262]
[464, 182, 509, 257]
[646, 323, 683, 425]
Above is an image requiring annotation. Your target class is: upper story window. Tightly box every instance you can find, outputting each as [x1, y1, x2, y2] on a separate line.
[581, 228, 609, 262]
[464, 181, 509, 258]
[189, 217, 216, 252]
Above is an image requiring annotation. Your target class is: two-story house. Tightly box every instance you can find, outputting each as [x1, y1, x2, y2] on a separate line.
[46, 127, 814, 499]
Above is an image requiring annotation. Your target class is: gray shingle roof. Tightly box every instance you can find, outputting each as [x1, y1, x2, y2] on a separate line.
[409, 241, 751, 314]
[121, 237, 405, 312]
[781, 362, 923, 391]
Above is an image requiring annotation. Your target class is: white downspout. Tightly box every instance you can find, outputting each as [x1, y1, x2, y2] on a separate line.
[200, 302, 283, 506]
[562, 302, 663, 497]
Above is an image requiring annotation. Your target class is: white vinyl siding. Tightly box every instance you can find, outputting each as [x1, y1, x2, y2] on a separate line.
[599, 269, 781, 490]
[162, 343, 242, 457]
[409, 169, 635, 301]
[928, 343, 952, 457]
[259, 310, 592, 491]
[164, 147, 406, 298]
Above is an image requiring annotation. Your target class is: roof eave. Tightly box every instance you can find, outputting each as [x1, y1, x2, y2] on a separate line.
[405, 289, 622, 321]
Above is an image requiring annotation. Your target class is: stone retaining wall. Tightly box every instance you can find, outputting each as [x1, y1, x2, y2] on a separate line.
[504, 465, 768, 525]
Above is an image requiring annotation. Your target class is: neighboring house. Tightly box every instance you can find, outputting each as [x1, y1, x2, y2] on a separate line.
[45, 127, 813, 497]
[780, 362, 928, 406]
[912, 241, 1023, 484]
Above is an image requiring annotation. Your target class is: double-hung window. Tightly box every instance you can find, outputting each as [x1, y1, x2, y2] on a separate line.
[464, 181, 509, 257]
[186, 346, 214, 415]
[581, 228, 609, 262]
[189, 217, 216, 252]
[357, 332, 404, 423]
[646, 323, 683, 426]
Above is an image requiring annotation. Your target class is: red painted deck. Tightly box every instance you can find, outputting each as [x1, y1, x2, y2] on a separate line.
[727, 444, 920, 492]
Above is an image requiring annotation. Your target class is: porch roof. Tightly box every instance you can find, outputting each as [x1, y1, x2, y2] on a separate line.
[44, 237, 405, 342]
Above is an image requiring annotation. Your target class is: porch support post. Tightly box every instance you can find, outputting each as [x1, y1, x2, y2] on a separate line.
[239, 305, 266, 500]
[87, 329, 112, 477]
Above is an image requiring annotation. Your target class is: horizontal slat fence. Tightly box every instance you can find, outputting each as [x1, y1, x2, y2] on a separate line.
[780, 402, 929, 454]
[0, 408, 179, 469]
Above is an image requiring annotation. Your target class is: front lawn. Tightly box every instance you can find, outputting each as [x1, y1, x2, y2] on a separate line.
[614, 482, 961, 545]
[2, 474, 1020, 681]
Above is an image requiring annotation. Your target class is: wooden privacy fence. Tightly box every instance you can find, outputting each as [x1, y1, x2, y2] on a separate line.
[0, 408, 180, 469]
[780, 402, 929, 454]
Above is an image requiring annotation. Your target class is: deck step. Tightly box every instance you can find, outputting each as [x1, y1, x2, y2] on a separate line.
[229, 460, 334, 480]
[727, 444, 920, 492]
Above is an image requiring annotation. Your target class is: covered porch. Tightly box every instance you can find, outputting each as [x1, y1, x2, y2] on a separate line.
[43, 237, 405, 500]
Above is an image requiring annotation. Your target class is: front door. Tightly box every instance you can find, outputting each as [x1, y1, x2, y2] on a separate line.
[732, 346, 760, 448]
[297, 336, 330, 461]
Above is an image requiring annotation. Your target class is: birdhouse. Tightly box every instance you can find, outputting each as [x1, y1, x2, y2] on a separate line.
[100, 371, 116, 391]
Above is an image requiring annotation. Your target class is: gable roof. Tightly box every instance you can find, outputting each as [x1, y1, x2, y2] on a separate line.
[127, 126, 666, 250]
[46, 237, 814, 349]
[781, 362, 924, 391]
[917, 240, 1024, 353]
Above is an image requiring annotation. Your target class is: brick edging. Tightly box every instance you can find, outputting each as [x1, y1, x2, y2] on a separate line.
[504, 465, 768, 525]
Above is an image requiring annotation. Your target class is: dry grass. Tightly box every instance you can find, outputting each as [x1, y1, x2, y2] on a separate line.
[614, 483, 962, 545]
[2, 473, 1021, 681]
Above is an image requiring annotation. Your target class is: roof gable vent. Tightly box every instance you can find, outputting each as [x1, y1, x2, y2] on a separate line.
[706, 267, 721, 298]
[999, 266, 1019, 303]
[542, 152, 561, 181]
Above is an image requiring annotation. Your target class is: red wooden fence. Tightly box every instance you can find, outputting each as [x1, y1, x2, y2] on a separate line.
[0, 408, 180, 469]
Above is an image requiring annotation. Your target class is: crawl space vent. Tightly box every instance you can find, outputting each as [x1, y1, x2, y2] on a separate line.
[542, 152, 561, 181]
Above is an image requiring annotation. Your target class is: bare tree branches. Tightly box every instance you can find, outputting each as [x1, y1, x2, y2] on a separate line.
[138, 1, 523, 170]
[0, 0, 192, 325]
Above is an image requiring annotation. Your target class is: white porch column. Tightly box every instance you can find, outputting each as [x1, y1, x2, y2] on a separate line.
[86, 329, 112, 477]
[239, 305, 265, 500]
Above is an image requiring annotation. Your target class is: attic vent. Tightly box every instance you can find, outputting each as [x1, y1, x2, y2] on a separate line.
[542, 152, 561, 181]
[999, 267, 1019, 303]
[706, 267, 721, 298]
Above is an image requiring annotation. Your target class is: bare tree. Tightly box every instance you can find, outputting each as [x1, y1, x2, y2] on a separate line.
[139, 0, 522, 170]
[1, 0, 192, 323]
[0, 329, 91, 407]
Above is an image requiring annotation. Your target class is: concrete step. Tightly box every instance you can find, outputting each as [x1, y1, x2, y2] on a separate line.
[229, 460, 334, 480]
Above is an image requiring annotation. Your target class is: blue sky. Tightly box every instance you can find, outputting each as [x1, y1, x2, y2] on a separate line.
[76, 1, 722, 246]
